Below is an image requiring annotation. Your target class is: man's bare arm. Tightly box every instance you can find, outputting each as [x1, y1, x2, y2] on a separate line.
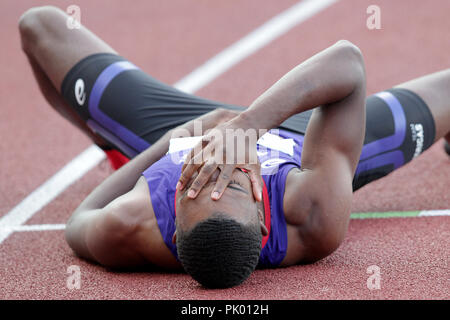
[281, 43, 366, 264]
[179, 40, 366, 199]
[236, 40, 365, 141]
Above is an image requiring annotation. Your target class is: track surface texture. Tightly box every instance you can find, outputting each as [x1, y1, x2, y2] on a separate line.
[0, 0, 449, 299]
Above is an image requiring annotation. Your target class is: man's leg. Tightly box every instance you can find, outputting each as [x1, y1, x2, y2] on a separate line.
[352, 69, 450, 190]
[20, 6, 243, 165]
[19, 6, 116, 148]
[395, 69, 450, 145]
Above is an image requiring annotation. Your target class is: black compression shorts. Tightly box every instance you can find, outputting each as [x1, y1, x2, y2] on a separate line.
[61, 53, 436, 190]
[352, 88, 435, 190]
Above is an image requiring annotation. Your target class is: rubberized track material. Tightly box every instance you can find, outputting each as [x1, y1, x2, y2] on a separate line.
[0, 0, 448, 300]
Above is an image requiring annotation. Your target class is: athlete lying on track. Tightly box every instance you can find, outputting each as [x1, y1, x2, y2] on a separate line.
[19, 6, 450, 288]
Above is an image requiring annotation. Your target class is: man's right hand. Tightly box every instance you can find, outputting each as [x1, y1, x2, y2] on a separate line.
[176, 117, 263, 202]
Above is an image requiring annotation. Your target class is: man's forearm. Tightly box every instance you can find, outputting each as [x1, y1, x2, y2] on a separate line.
[74, 131, 173, 213]
[234, 40, 364, 133]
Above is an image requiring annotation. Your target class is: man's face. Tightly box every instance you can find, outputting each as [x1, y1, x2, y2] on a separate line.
[175, 168, 258, 231]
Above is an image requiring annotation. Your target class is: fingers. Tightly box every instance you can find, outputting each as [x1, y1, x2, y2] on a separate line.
[179, 149, 195, 190]
[211, 165, 235, 200]
[177, 152, 203, 191]
[179, 139, 212, 190]
[180, 142, 198, 173]
[248, 168, 263, 202]
[186, 160, 218, 199]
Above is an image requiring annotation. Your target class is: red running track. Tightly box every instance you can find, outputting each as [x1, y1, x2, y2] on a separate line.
[0, 0, 449, 299]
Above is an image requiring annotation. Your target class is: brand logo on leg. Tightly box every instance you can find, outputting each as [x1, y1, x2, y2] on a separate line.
[410, 123, 424, 158]
[75, 78, 86, 106]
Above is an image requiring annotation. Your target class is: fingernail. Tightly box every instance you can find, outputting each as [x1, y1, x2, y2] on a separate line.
[212, 192, 220, 200]
[188, 189, 195, 198]
[176, 182, 182, 190]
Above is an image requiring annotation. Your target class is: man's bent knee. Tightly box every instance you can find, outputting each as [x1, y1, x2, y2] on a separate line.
[18, 6, 66, 53]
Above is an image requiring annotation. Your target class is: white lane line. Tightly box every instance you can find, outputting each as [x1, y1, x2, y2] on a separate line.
[0, 224, 66, 232]
[173, 0, 339, 93]
[0, 146, 104, 243]
[0, 0, 339, 244]
[418, 209, 450, 217]
[4, 209, 447, 233]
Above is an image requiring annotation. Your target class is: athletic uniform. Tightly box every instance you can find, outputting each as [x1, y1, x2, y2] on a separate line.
[61, 53, 436, 267]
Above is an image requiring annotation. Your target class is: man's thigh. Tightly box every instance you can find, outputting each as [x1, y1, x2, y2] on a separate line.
[352, 88, 436, 190]
[20, 6, 243, 158]
[60, 53, 243, 158]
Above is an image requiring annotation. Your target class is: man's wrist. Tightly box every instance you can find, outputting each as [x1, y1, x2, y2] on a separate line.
[232, 110, 265, 137]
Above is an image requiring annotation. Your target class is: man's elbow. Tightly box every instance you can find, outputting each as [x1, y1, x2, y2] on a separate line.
[64, 211, 98, 262]
[302, 229, 345, 264]
[335, 40, 364, 64]
[334, 40, 366, 89]
[301, 203, 350, 263]
[64, 218, 84, 257]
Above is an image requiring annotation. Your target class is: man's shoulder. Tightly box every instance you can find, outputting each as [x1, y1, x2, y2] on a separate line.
[126, 176, 157, 224]
[102, 177, 180, 268]
[98, 177, 157, 242]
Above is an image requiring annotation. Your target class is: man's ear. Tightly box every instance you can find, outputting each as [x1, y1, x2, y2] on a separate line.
[172, 231, 177, 244]
[260, 221, 269, 236]
[258, 208, 269, 236]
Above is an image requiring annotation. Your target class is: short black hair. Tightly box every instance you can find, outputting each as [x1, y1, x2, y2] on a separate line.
[176, 213, 262, 288]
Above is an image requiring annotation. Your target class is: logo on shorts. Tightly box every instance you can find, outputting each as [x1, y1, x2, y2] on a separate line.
[410, 123, 424, 158]
[74, 78, 86, 106]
